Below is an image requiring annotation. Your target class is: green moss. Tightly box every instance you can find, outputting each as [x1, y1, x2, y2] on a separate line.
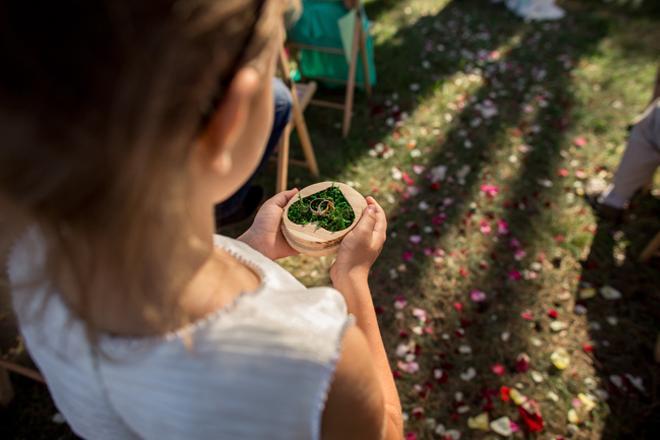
[287, 185, 355, 232]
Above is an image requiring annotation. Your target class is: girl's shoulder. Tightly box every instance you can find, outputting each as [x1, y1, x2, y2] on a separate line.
[9, 231, 352, 365]
[196, 234, 353, 364]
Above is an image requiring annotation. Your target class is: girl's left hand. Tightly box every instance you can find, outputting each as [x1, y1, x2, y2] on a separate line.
[238, 188, 299, 260]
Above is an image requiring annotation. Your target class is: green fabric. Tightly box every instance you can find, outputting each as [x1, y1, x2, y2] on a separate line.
[288, 1, 376, 89]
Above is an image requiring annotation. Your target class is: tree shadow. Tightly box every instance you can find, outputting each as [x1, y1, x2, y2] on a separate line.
[371, 13, 610, 436]
[578, 193, 660, 439]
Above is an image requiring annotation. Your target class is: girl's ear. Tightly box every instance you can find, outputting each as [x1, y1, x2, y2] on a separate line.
[195, 67, 261, 175]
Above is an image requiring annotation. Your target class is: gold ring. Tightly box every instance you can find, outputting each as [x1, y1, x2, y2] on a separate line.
[309, 198, 334, 216]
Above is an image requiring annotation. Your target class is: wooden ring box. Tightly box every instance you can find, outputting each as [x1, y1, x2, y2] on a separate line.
[281, 181, 367, 256]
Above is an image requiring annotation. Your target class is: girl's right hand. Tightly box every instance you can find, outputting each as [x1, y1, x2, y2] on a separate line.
[330, 196, 387, 285]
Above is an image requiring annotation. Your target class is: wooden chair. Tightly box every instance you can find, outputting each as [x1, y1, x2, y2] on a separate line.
[276, 47, 320, 193]
[0, 359, 45, 406]
[287, 0, 372, 137]
[640, 230, 660, 262]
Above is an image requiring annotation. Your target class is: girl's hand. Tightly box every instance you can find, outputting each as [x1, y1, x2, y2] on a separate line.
[330, 197, 387, 285]
[239, 188, 299, 260]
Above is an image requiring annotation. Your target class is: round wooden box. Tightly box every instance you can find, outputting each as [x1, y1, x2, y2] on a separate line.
[281, 181, 367, 256]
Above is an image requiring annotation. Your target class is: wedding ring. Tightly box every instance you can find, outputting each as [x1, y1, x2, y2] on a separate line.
[309, 198, 334, 216]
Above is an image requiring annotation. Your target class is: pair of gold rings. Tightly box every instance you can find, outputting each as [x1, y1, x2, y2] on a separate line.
[309, 198, 334, 216]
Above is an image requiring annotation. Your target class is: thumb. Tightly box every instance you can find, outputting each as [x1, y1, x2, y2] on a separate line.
[268, 188, 299, 208]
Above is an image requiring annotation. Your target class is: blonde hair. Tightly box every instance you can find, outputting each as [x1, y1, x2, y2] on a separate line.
[0, 0, 288, 335]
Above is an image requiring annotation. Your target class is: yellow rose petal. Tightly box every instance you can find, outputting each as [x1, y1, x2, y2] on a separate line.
[467, 412, 489, 431]
[551, 348, 570, 370]
[509, 389, 526, 405]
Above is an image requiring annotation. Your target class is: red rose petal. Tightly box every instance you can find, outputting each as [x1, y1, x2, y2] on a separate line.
[500, 385, 511, 402]
[519, 399, 544, 433]
[509, 270, 522, 281]
[515, 353, 531, 373]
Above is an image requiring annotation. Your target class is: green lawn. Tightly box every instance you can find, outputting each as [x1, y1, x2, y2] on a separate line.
[272, 0, 660, 438]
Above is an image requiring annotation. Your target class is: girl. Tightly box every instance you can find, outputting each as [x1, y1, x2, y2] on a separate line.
[0, 1, 402, 439]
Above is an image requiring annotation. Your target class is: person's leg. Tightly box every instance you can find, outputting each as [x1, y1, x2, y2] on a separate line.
[216, 78, 292, 221]
[601, 127, 660, 209]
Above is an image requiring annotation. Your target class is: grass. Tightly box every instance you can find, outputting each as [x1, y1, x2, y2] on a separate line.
[2, 0, 659, 438]
[287, 185, 356, 232]
[273, 0, 660, 438]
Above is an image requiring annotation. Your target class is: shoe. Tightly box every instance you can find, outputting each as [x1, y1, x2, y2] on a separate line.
[584, 192, 624, 224]
[215, 186, 265, 228]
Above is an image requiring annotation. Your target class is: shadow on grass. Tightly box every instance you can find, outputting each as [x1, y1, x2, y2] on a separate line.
[365, 9, 612, 436]
[579, 194, 660, 439]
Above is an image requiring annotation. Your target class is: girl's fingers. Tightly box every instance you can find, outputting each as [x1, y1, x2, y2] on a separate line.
[373, 211, 387, 244]
[351, 205, 377, 241]
[366, 197, 387, 240]
[268, 188, 299, 208]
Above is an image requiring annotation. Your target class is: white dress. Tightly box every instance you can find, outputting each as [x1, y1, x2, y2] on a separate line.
[8, 232, 353, 440]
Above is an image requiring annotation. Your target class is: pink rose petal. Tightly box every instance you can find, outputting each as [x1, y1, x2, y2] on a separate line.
[574, 136, 587, 147]
[514, 249, 527, 261]
[491, 363, 506, 376]
[402, 172, 415, 186]
[497, 219, 509, 235]
[479, 220, 492, 235]
[480, 183, 499, 198]
[470, 290, 487, 302]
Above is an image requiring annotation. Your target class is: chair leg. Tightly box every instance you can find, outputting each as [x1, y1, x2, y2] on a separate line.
[276, 123, 292, 193]
[0, 368, 14, 406]
[359, 25, 372, 97]
[640, 231, 660, 262]
[342, 15, 361, 138]
[292, 108, 319, 177]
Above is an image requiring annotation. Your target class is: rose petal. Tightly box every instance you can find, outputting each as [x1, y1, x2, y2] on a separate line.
[490, 416, 512, 436]
[470, 290, 487, 302]
[491, 363, 506, 376]
[550, 348, 570, 370]
[497, 219, 509, 235]
[467, 413, 490, 431]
